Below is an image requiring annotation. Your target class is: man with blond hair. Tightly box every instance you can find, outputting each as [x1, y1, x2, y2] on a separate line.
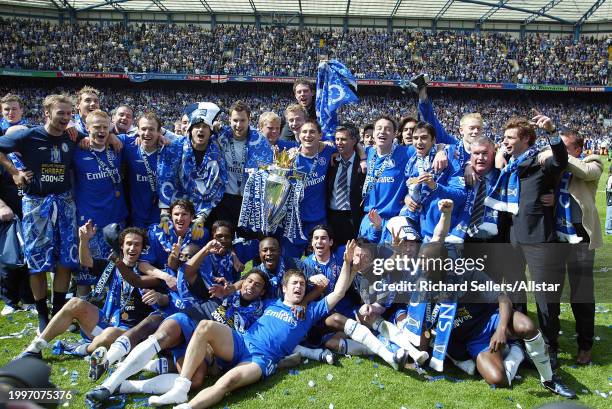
[258, 111, 297, 150]
[73, 109, 128, 293]
[280, 103, 308, 142]
[0, 94, 84, 332]
[416, 80, 483, 180]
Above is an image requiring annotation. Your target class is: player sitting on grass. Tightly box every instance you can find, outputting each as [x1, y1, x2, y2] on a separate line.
[17, 224, 158, 360]
[148, 240, 401, 409]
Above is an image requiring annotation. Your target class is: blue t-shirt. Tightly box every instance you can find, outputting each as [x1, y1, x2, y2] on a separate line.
[243, 298, 329, 363]
[0, 126, 82, 196]
[301, 246, 345, 297]
[73, 147, 128, 228]
[121, 135, 161, 228]
[363, 144, 414, 219]
[295, 145, 335, 222]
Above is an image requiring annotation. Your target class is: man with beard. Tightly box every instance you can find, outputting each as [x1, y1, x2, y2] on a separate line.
[17, 226, 156, 360]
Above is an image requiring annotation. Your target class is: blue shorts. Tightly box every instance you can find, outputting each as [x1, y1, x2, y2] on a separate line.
[22, 193, 79, 274]
[217, 330, 277, 379]
[80, 309, 130, 342]
[165, 312, 196, 364]
[466, 312, 501, 359]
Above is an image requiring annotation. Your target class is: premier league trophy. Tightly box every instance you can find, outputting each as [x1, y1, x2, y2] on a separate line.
[238, 147, 305, 240]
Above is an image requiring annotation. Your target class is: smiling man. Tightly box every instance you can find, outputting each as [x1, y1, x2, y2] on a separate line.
[111, 104, 136, 136]
[17, 225, 156, 360]
[280, 79, 316, 142]
[121, 112, 164, 228]
[0, 93, 27, 133]
[149, 241, 360, 409]
[486, 114, 568, 369]
[73, 109, 128, 293]
[211, 100, 273, 231]
[72, 86, 101, 135]
[0, 94, 83, 332]
[403, 121, 466, 241]
[158, 102, 227, 231]
[327, 123, 365, 244]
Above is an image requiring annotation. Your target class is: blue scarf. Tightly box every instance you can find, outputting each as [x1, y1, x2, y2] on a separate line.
[0, 117, 27, 132]
[223, 291, 265, 333]
[484, 146, 539, 215]
[447, 176, 499, 243]
[180, 139, 227, 217]
[216, 126, 274, 185]
[428, 302, 458, 372]
[73, 114, 88, 135]
[555, 171, 582, 244]
[401, 300, 428, 346]
[101, 264, 144, 326]
[400, 147, 443, 222]
[257, 258, 287, 299]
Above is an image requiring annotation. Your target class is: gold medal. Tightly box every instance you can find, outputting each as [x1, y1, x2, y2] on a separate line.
[407, 177, 419, 186]
[115, 190, 121, 198]
[121, 312, 129, 320]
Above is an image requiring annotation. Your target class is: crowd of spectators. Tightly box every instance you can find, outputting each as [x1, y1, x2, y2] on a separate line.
[0, 18, 608, 85]
[1, 83, 609, 141]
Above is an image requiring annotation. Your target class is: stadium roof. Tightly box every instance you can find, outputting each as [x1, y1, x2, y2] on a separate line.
[2, 0, 610, 24]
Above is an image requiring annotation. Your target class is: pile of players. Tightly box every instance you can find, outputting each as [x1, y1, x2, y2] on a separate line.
[0, 77, 603, 408]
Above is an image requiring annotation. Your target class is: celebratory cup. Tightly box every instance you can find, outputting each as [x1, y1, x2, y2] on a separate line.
[262, 148, 298, 231]
[264, 165, 293, 229]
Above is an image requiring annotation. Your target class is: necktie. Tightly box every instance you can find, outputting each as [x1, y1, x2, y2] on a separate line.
[336, 159, 350, 210]
[467, 179, 486, 237]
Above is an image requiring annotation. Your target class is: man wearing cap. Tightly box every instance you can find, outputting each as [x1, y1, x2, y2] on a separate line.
[209, 100, 272, 231]
[158, 102, 227, 233]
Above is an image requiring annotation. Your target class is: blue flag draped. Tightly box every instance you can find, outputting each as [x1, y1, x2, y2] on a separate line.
[315, 60, 359, 141]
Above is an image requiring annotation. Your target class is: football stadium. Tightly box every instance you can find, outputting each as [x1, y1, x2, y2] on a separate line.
[0, 1, 610, 409]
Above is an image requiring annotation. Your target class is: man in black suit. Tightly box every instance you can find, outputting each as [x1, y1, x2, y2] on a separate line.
[327, 123, 365, 245]
[494, 114, 568, 371]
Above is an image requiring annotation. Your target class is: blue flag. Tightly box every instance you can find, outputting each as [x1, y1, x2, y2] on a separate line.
[315, 60, 359, 141]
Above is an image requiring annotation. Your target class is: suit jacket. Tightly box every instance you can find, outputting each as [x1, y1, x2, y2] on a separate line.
[326, 155, 366, 228]
[499, 139, 568, 244]
[567, 154, 603, 250]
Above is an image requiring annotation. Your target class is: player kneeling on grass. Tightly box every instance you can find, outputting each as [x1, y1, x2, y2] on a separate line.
[17, 224, 158, 360]
[422, 202, 576, 399]
[148, 240, 361, 409]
